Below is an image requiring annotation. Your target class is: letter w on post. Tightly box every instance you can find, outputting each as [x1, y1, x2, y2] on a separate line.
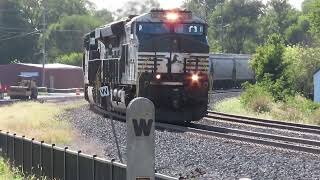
[132, 119, 153, 136]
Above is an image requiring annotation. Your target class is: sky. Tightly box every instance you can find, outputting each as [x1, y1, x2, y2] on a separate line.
[90, 0, 305, 12]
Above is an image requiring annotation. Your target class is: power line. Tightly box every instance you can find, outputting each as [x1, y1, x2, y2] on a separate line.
[0, 30, 22, 34]
[0, 30, 39, 41]
[53, 29, 82, 32]
[0, 9, 20, 12]
[0, 26, 28, 30]
[0, 26, 82, 32]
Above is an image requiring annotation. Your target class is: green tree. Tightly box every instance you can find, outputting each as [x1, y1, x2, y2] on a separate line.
[285, 15, 312, 45]
[57, 52, 82, 66]
[13, 0, 90, 29]
[307, 0, 320, 40]
[183, 0, 222, 22]
[115, 0, 160, 19]
[0, 0, 96, 64]
[0, 0, 39, 64]
[45, 0, 89, 24]
[251, 34, 286, 82]
[258, 0, 299, 44]
[302, 0, 318, 14]
[94, 9, 114, 23]
[46, 15, 103, 60]
[250, 34, 293, 100]
[208, 0, 263, 53]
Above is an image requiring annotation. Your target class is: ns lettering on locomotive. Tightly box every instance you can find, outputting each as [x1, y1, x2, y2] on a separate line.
[83, 9, 210, 123]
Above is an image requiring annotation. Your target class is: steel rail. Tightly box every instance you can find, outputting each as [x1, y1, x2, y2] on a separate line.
[157, 122, 320, 155]
[209, 89, 243, 94]
[207, 111, 320, 134]
[92, 105, 320, 155]
[197, 120, 320, 147]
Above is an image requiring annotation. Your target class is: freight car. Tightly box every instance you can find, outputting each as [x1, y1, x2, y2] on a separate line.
[209, 54, 254, 89]
[83, 9, 209, 123]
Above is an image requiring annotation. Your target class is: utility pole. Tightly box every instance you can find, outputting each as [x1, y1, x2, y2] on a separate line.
[220, 0, 224, 53]
[42, 0, 47, 87]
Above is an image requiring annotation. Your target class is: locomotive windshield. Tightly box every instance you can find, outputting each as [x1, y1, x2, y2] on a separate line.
[137, 23, 204, 35]
[136, 22, 208, 53]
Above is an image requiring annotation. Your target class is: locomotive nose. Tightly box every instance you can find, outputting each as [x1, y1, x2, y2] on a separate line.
[172, 88, 181, 109]
[172, 99, 179, 109]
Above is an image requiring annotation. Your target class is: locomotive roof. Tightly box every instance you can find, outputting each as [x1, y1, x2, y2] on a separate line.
[85, 9, 206, 40]
[130, 10, 206, 24]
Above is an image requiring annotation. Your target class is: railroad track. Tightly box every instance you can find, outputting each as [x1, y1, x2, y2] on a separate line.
[206, 110, 320, 134]
[92, 105, 320, 155]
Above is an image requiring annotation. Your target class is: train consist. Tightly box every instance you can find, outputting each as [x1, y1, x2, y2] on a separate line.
[209, 54, 255, 89]
[83, 9, 209, 123]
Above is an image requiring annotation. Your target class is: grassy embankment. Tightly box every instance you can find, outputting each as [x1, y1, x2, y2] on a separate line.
[0, 101, 85, 145]
[0, 100, 86, 178]
[214, 95, 320, 125]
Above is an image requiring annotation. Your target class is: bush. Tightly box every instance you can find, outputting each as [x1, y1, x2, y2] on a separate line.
[240, 83, 273, 113]
[0, 157, 24, 179]
[250, 34, 287, 82]
[250, 34, 294, 101]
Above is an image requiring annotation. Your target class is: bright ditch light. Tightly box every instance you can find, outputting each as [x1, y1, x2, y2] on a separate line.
[156, 74, 161, 80]
[165, 12, 179, 21]
[191, 74, 199, 82]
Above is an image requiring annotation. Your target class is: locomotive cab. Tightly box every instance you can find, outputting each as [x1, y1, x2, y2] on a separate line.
[83, 9, 209, 123]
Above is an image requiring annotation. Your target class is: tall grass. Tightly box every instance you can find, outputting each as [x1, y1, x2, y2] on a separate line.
[0, 101, 84, 145]
[214, 96, 320, 125]
[214, 97, 273, 120]
[0, 157, 24, 180]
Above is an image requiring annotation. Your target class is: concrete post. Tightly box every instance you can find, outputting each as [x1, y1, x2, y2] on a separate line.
[126, 97, 155, 180]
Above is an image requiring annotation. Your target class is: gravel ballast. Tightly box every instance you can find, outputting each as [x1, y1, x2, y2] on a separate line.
[209, 90, 241, 108]
[66, 104, 320, 179]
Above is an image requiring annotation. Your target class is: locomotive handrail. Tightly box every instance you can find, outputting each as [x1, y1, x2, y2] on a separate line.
[89, 58, 120, 61]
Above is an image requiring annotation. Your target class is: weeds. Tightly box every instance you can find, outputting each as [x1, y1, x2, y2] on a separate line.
[0, 157, 23, 180]
[240, 83, 273, 113]
[214, 95, 320, 125]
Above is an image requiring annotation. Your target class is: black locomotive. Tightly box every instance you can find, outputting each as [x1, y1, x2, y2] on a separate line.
[83, 9, 209, 123]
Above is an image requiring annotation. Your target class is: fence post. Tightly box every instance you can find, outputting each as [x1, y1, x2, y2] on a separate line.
[40, 141, 44, 177]
[6, 132, 9, 157]
[64, 147, 68, 180]
[30, 138, 34, 174]
[77, 150, 81, 180]
[22, 135, 25, 173]
[0, 130, 4, 156]
[92, 155, 97, 180]
[110, 158, 115, 180]
[51, 144, 55, 179]
[13, 133, 16, 163]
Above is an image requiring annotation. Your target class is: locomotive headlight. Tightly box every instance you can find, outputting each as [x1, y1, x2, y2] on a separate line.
[156, 74, 161, 80]
[191, 74, 199, 82]
[166, 12, 179, 21]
